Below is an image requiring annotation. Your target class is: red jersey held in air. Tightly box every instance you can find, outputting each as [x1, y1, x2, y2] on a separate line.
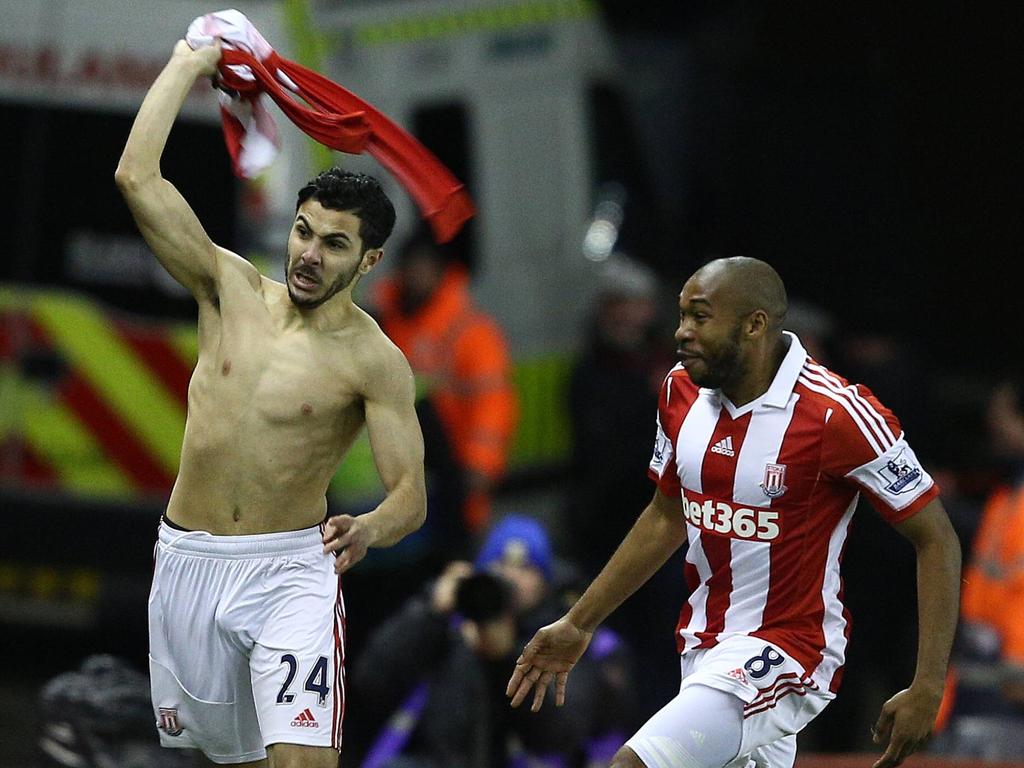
[648, 332, 939, 695]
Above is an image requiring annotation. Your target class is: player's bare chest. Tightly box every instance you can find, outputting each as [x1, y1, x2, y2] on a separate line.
[195, 328, 360, 426]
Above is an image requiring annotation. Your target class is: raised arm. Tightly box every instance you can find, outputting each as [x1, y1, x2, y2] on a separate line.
[114, 40, 231, 301]
[872, 497, 961, 768]
[322, 342, 427, 573]
[507, 487, 687, 711]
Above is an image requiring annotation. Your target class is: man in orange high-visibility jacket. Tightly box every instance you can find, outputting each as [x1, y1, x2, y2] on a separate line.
[961, 377, 1024, 700]
[373, 233, 518, 535]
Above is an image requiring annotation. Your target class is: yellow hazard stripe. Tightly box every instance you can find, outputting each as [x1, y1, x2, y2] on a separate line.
[329, 431, 384, 504]
[18, 380, 133, 497]
[352, 0, 596, 47]
[0, 363, 17, 439]
[30, 294, 185, 474]
[169, 324, 199, 366]
[510, 352, 572, 465]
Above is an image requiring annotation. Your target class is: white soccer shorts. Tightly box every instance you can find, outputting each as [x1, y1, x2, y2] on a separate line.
[626, 634, 832, 768]
[149, 520, 345, 764]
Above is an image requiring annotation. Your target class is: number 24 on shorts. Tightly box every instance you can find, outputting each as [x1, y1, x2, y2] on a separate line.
[276, 654, 331, 707]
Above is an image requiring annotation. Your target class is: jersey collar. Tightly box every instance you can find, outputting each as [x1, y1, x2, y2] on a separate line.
[703, 331, 808, 417]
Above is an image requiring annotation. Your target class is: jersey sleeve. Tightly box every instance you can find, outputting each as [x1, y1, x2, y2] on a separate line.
[820, 383, 939, 524]
[648, 376, 681, 497]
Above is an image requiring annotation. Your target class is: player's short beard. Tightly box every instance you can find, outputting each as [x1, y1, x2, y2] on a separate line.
[688, 322, 745, 389]
[285, 257, 362, 309]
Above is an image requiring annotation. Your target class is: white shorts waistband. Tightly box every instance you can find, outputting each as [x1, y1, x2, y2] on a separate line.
[157, 519, 324, 559]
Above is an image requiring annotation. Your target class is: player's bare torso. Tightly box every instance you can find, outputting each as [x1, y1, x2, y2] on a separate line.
[166, 252, 385, 535]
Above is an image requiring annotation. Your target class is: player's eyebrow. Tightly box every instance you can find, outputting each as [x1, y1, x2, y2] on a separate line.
[295, 215, 352, 245]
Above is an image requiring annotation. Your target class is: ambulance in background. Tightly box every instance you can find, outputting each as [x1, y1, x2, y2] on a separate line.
[279, 0, 631, 354]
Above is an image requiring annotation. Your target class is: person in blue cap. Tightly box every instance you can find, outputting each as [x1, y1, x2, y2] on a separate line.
[475, 515, 555, 620]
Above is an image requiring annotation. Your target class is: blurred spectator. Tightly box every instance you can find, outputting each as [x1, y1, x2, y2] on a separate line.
[372, 231, 518, 541]
[923, 374, 1024, 759]
[38, 655, 198, 768]
[562, 254, 682, 722]
[960, 376, 1024, 698]
[350, 515, 635, 768]
[784, 298, 835, 365]
[958, 376, 1024, 667]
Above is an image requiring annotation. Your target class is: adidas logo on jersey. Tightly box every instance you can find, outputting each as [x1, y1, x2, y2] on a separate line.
[291, 708, 319, 728]
[710, 436, 735, 457]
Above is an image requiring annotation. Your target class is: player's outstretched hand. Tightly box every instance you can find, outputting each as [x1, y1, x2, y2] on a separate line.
[506, 616, 592, 713]
[323, 514, 375, 574]
[871, 686, 941, 768]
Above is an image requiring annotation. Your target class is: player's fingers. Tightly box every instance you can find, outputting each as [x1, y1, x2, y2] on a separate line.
[873, 732, 910, 768]
[509, 676, 535, 708]
[333, 550, 351, 573]
[554, 671, 569, 706]
[335, 545, 367, 574]
[873, 708, 894, 744]
[872, 742, 901, 768]
[323, 531, 354, 554]
[530, 671, 553, 712]
[507, 665, 527, 697]
[323, 515, 353, 540]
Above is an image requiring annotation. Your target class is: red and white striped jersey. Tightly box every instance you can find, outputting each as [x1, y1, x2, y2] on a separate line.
[648, 332, 939, 694]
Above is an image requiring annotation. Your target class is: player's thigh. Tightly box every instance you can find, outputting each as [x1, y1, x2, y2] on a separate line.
[624, 683, 744, 768]
[267, 742, 338, 768]
[250, 553, 345, 751]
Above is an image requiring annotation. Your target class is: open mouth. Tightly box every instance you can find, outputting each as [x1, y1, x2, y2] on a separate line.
[292, 271, 319, 291]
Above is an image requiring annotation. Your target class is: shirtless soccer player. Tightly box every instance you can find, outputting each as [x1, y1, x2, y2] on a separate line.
[115, 41, 426, 766]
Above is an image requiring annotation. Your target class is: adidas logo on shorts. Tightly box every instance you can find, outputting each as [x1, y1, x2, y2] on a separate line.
[291, 708, 319, 728]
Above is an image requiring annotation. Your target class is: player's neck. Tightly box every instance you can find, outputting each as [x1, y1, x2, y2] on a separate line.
[283, 285, 358, 331]
[721, 335, 790, 407]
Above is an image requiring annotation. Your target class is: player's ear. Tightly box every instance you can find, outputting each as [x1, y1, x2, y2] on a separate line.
[360, 248, 383, 274]
[746, 309, 769, 338]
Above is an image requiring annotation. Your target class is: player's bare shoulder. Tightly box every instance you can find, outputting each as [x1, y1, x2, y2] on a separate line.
[343, 307, 415, 402]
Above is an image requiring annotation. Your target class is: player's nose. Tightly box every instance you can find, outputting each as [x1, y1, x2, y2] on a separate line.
[300, 245, 323, 266]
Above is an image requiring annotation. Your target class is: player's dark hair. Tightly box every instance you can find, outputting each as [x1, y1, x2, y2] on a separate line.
[296, 168, 396, 251]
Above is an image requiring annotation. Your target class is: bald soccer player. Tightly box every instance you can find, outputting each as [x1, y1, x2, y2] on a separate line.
[115, 41, 426, 766]
[508, 257, 961, 768]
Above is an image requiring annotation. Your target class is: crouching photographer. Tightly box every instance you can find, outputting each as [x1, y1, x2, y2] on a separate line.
[350, 515, 636, 768]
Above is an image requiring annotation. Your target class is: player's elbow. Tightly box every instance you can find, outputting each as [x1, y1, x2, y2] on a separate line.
[114, 164, 141, 194]
[114, 157, 156, 195]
